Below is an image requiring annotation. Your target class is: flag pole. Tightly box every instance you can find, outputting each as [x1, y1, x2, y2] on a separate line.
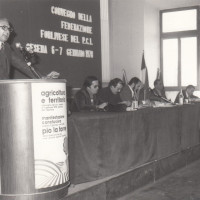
[122, 69, 128, 84]
[141, 50, 149, 101]
[143, 51, 145, 101]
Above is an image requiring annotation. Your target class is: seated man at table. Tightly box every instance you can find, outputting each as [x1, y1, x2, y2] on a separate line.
[174, 85, 199, 104]
[120, 77, 143, 103]
[98, 78, 130, 111]
[149, 79, 170, 103]
[73, 76, 107, 112]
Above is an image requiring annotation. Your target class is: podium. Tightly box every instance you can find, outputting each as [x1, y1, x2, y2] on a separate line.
[0, 79, 69, 200]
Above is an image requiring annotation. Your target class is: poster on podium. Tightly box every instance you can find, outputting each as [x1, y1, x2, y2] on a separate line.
[31, 81, 69, 189]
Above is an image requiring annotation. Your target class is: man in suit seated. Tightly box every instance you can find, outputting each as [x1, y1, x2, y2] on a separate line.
[73, 76, 107, 111]
[98, 78, 130, 111]
[120, 77, 143, 103]
[174, 85, 199, 104]
[149, 79, 169, 103]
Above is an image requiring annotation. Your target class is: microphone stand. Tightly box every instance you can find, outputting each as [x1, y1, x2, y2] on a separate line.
[151, 89, 175, 104]
[159, 96, 173, 104]
[26, 61, 41, 79]
[19, 46, 42, 79]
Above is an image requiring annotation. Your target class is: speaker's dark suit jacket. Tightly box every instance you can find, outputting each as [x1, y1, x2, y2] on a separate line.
[0, 42, 36, 79]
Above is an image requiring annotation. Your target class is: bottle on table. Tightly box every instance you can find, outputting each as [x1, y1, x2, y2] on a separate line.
[132, 100, 138, 109]
[179, 89, 183, 105]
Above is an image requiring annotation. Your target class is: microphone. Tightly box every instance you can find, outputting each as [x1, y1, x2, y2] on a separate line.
[16, 42, 34, 53]
[15, 42, 23, 50]
[160, 96, 173, 104]
[15, 42, 34, 62]
[148, 87, 153, 92]
[151, 88, 173, 104]
[15, 42, 41, 79]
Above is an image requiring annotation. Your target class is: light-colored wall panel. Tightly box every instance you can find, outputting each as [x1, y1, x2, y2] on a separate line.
[109, 0, 145, 81]
[144, 1, 160, 88]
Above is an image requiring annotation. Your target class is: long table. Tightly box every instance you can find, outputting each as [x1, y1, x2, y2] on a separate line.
[68, 104, 200, 184]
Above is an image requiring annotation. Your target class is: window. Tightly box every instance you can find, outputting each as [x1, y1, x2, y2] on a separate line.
[162, 9, 197, 32]
[181, 37, 197, 86]
[163, 39, 178, 86]
[160, 7, 198, 89]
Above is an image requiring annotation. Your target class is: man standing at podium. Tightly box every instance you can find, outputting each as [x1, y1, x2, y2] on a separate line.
[0, 18, 59, 79]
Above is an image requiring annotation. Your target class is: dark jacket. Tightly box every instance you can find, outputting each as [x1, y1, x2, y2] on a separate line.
[73, 88, 99, 111]
[0, 42, 37, 79]
[174, 90, 198, 104]
[120, 85, 134, 102]
[120, 85, 149, 103]
[149, 88, 167, 102]
[98, 87, 122, 105]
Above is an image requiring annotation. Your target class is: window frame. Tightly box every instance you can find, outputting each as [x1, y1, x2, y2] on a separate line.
[160, 6, 200, 91]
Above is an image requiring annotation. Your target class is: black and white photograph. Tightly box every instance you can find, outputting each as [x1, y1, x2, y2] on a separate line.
[0, 0, 200, 200]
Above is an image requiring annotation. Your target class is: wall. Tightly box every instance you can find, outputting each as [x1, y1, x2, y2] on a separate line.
[144, 1, 160, 88]
[108, 0, 160, 87]
[109, 0, 144, 81]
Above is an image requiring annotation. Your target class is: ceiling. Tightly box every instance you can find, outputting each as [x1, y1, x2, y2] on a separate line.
[146, 0, 200, 9]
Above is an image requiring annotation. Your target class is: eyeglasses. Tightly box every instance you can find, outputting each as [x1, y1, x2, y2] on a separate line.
[0, 26, 13, 32]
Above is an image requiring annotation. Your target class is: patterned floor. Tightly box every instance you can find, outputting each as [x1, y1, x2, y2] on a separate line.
[118, 159, 200, 200]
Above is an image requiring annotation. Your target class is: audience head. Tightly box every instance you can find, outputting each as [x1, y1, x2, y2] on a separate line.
[82, 76, 99, 95]
[0, 18, 12, 43]
[186, 85, 195, 97]
[108, 78, 124, 94]
[128, 77, 142, 90]
[154, 79, 164, 91]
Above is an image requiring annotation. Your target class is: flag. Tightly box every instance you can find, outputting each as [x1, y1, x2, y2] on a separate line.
[156, 67, 163, 83]
[140, 51, 149, 89]
[140, 51, 149, 100]
[156, 67, 165, 93]
[122, 69, 128, 85]
[156, 68, 160, 79]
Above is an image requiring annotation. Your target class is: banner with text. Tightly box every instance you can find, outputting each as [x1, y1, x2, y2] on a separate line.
[0, 0, 101, 88]
[31, 81, 68, 189]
